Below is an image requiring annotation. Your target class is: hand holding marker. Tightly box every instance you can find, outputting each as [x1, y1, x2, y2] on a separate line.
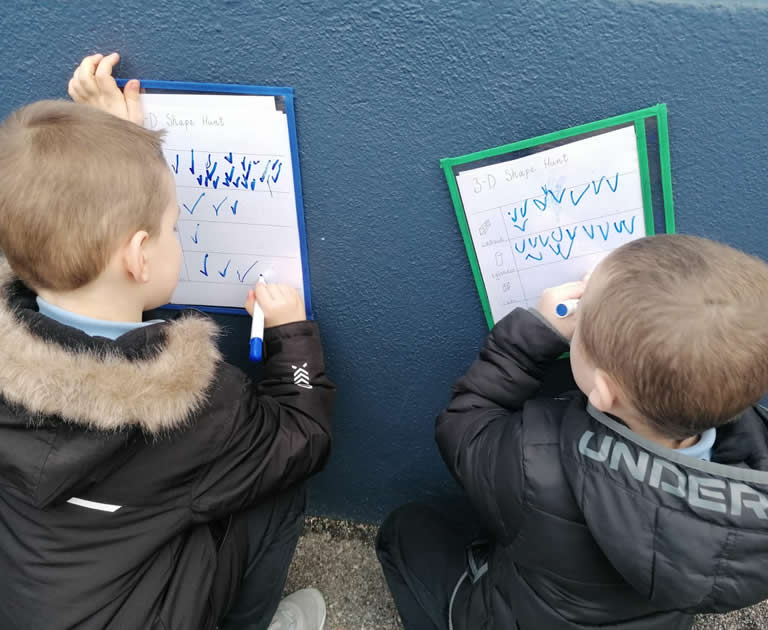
[536, 273, 592, 342]
[556, 270, 592, 318]
[247, 274, 308, 362]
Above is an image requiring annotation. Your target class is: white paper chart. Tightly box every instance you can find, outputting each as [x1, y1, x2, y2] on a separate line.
[140, 92, 306, 310]
[456, 126, 646, 323]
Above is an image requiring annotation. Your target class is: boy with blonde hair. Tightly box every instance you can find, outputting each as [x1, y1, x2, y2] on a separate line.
[0, 53, 333, 630]
[379, 234, 768, 630]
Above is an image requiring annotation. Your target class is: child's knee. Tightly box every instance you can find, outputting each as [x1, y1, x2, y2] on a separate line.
[377, 502, 434, 554]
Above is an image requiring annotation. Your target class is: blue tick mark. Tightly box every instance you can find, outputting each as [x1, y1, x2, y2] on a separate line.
[189, 150, 195, 175]
[197, 175, 203, 185]
[218, 259, 231, 278]
[570, 184, 590, 206]
[512, 219, 529, 232]
[183, 192, 205, 215]
[212, 197, 228, 216]
[236, 261, 258, 284]
[171, 154, 179, 174]
[260, 160, 272, 182]
[613, 216, 636, 234]
[224, 152, 233, 164]
[191, 224, 200, 244]
[231, 200, 239, 215]
[200, 253, 209, 277]
[548, 241, 575, 261]
[271, 160, 282, 183]
[542, 185, 565, 204]
[591, 173, 619, 195]
[241, 156, 248, 170]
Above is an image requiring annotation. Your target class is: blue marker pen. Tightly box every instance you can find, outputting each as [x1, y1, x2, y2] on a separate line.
[249, 275, 266, 362]
[555, 299, 579, 318]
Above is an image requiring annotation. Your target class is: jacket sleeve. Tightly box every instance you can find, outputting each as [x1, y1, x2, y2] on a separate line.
[191, 321, 334, 519]
[435, 308, 568, 544]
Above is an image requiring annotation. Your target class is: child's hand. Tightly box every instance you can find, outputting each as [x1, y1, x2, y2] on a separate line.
[536, 279, 588, 341]
[244, 283, 306, 328]
[68, 53, 143, 126]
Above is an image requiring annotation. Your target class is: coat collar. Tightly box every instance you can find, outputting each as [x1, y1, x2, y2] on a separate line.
[0, 259, 222, 434]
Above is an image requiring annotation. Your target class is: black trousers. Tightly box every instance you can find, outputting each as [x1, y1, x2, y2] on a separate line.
[376, 502, 487, 630]
[220, 484, 307, 630]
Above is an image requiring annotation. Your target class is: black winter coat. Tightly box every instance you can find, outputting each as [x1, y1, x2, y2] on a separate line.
[0, 263, 334, 630]
[437, 308, 768, 630]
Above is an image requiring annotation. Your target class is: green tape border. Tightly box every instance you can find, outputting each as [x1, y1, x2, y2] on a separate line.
[442, 161, 496, 329]
[441, 104, 675, 329]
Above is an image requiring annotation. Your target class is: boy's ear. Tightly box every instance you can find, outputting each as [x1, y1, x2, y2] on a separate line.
[588, 369, 618, 413]
[122, 230, 150, 283]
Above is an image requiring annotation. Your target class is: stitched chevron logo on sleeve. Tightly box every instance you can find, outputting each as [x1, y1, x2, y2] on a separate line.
[292, 363, 313, 389]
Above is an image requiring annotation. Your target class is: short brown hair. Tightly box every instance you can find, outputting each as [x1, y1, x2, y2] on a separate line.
[579, 234, 768, 439]
[0, 100, 168, 291]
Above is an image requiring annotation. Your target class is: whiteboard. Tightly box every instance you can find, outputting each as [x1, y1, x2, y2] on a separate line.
[455, 126, 646, 323]
[137, 87, 308, 313]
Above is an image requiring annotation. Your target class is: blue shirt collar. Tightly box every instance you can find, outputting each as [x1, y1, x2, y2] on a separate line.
[36, 297, 162, 341]
[675, 426, 717, 462]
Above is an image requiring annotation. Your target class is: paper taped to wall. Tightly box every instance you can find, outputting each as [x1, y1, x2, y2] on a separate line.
[451, 124, 648, 324]
[138, 88, 308, 312]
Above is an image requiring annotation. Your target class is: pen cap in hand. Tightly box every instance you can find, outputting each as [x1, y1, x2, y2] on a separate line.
[250, 337, 263, 362]
[555, 299, 579, 318]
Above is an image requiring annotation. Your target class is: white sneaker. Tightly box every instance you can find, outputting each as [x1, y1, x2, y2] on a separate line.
[267, 588, 326, 630]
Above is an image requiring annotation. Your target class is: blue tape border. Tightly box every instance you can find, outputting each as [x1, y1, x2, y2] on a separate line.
[116, 78, 313, 319]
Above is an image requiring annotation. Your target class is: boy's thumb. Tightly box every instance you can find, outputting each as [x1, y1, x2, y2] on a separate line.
[124, 80, 143, 126]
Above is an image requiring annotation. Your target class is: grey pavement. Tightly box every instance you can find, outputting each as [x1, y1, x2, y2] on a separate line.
[285, 517, 768, 630]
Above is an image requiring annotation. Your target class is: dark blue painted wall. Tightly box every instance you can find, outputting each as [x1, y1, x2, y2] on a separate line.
[2, 0, 767, 522]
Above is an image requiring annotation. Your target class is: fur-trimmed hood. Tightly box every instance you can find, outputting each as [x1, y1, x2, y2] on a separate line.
[0, 259, 222, 434]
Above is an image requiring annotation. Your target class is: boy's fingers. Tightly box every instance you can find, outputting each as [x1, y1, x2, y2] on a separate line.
[74, 57, 102, 96]
[74, 69, 99, 98]
[264, 282, 280, 301]
[271, 284, 288, 299]
[78, 54, 104, 79]
[546, 281, 586, 300]
[123, 79, 143, 125]
[95, 52, 119, 77]
[67, 79, 82, 102]
[94, 53, 120, 91]
[253, 283, 271, 304]
[564, 288, 586, 300]
[562, 281, 587, 297]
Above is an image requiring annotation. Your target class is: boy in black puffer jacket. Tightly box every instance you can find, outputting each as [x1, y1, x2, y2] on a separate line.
[0, 53, 333, 630]
[378, 234, 768, 630]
